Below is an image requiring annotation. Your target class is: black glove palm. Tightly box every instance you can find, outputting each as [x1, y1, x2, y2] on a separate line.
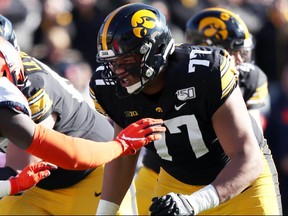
[150, 192, 194, 216]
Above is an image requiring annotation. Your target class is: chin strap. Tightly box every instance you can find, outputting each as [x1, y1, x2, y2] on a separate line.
[126, 77, 149, 94]
[126, 81, 142, 94]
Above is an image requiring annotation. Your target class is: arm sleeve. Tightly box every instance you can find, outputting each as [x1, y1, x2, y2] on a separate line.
[26, 124, 124, 170]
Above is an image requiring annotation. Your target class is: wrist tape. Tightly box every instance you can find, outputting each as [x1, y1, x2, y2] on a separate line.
[185, 184, 220, 215]
[0, 180, 11, 197]
[96, 199, 120, 215]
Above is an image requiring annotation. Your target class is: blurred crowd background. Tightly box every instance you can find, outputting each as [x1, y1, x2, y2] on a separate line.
[1, 0, 287, 214]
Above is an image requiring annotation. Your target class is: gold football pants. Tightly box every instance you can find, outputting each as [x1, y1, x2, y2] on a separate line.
[134, 166, 158, 215]
[0, 164, 136, 215]
[136, 149, 281, 215]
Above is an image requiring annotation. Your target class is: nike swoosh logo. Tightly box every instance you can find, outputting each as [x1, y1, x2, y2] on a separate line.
[95, 192, 102, 197]
[174, 102, 186, 111]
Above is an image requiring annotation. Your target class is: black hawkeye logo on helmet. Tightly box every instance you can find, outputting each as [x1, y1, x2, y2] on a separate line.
[199, 13, 230, 41]
[131, 9, 158, 38]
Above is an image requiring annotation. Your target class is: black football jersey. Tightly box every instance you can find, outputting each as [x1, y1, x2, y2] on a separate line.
[90, 45, 262, 185]
[20, 52, 114, 189]
[138, 57, 269, 175]
[238, 62, 268, 110]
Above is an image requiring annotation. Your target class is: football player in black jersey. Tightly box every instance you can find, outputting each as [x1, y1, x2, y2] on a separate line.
[0, 17, 165, 215]
[89, 3, 281, 215]
[134, 7, 277, 215]
[185, 7, 269, 131]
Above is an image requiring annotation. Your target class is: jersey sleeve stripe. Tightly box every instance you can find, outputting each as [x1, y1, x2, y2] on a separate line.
[27, 89, 44, 104]
[220, 55, 238, 99]
[89, 87, 107, 115]
[246, 82, 268, 108]
[89, 87, 96, 101]
[27, 89, 53, 121]
[250, 82, 268, 100]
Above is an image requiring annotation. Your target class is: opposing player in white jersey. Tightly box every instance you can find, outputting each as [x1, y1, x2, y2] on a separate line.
[0, 76, 56, 198]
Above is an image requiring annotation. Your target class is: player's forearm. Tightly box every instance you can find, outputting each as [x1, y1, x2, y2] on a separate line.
[101, 154, 138, 204]
[0, 109, 35, 150]
[96, 154, 138, 215]
[212, 151, 263, 203]
[26, 124, 123, 170]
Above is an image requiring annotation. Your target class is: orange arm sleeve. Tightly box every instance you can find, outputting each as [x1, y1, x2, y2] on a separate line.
[26, 124, 123, 170]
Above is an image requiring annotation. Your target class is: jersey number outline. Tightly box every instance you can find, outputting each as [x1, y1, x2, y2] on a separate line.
[188, 49, 212, 73]
[154, 115, 209, 161]
[155, 49, 213, 161]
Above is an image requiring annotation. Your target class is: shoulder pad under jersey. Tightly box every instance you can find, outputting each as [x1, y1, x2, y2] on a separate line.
[0, 77, 31, 116]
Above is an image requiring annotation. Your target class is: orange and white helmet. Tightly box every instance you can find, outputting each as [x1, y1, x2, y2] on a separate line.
[0, 36, 26, 89]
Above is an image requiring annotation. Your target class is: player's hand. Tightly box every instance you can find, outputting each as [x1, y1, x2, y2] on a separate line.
[115, 118, 166, 155]
[150, 192, 194, 216]
[9, 161, 57, 195]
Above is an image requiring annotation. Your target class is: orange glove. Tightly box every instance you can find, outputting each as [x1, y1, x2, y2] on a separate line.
[115, 118, 166, 155]
[9, 161, 57, 195]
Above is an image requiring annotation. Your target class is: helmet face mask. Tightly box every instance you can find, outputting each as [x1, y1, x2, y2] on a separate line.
[185, 7, 254, 63]
[102, 54, 142, 82]
[96, 3, 175, 96]
[230, 47, 253, 63]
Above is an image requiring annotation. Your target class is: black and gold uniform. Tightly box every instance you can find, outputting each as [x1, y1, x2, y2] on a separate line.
[90, 45, 281, 215]
[141, 61, 269, 173]
[0, 52, 115, 215]
[135, 54, 270, 214]
[238, 62, 268, 110]
[136, 59, 270, 214]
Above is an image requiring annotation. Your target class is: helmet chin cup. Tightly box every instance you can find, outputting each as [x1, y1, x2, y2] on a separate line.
[126, 81, 142, 94]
